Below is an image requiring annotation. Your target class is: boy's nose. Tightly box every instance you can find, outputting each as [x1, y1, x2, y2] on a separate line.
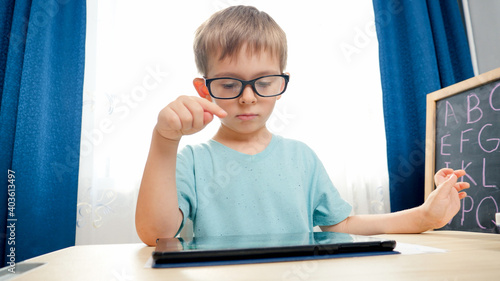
[239, 85, 257, 104]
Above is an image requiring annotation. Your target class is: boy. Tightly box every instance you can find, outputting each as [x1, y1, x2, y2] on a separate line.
[135, 5, 469, 246]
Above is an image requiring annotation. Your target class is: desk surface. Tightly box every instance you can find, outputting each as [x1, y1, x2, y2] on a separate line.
[12, 231, 500, 280]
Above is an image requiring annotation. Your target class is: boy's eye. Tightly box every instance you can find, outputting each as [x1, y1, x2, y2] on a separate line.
[256, 81, 271, 88]
[222, 83, 238, 89]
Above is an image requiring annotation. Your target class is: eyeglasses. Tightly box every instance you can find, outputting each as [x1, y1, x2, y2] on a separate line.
[204, 74, 290, 99]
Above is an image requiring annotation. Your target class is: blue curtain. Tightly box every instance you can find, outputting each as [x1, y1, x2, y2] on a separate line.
[0, 0, 85, 264]
[373, 0, 474, 211]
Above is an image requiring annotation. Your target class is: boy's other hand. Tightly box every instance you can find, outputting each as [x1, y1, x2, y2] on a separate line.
[156, 95, 227, 141]
[421, 168, 470, 229]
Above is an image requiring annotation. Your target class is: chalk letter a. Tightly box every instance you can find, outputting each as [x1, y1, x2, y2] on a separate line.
[444, 101, 458, 127]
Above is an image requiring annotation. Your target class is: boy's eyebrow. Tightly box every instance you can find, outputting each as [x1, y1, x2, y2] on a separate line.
[211, 71, 281, 79]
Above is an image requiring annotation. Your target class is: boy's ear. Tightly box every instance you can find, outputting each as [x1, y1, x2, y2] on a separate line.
[193, 78, 211, 101]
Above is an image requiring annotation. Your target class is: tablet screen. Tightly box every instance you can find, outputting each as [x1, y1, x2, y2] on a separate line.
[171, 232, 376, 251]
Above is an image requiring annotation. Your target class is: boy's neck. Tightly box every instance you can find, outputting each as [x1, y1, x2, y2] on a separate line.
[212, 125, 273, 155]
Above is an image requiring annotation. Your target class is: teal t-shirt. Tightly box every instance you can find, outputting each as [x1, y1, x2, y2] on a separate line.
[176, 135, 352, 237]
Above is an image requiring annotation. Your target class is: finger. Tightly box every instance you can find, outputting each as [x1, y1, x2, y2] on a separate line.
[435, 173, 457, 198]
[183, 98, 223, 129]
[197, 98, 227, 118]
[434, 168, 455, 186]
[155, 107, 183, 140]
[454, 181, 470, 192]
[453, 169, 466, 179]
[170, 101, 196, 131]
[157, 106, 182, 131]
[182, 98, 208, 130]
[458, 192, 467, 200]
[446, 172, 457, 181]
[203, 111, 214, 125]
[436, 168, 454, 176]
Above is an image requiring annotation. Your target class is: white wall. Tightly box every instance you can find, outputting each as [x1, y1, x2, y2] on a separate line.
[463, 0, 500, 75]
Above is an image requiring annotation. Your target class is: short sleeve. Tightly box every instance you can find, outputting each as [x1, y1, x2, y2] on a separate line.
[309, 150, 352, 226]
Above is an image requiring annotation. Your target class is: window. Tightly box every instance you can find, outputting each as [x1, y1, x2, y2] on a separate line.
[78, 0, 389, 244]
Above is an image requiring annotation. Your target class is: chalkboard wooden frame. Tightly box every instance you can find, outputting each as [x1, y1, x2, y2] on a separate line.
[425, 67, 500, 199]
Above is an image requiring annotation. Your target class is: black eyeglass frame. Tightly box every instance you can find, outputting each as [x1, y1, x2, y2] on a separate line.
[204, 74, 290, 100]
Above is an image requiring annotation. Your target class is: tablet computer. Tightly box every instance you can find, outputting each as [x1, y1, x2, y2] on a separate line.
[152, 232, 396, 267]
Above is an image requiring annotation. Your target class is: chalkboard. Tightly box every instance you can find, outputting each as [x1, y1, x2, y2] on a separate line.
[425, 67, 500, 233]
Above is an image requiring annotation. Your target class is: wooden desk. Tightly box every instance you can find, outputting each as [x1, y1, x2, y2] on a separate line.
[11, 231, 500, 280]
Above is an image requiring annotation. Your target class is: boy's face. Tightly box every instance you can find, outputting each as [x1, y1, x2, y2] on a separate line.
[199, 47, 283, 137]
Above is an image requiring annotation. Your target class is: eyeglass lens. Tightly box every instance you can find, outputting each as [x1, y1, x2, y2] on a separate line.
[210, 76, 286, 99]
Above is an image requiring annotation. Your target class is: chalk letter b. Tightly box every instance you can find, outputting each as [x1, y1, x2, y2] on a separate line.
[467, 93, 483, 124]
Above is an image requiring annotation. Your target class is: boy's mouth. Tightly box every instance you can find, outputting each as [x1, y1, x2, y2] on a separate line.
[236, 113, 258, 121]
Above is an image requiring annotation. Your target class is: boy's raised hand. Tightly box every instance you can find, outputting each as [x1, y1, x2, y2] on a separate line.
[421, 168, 470, 229]
[155, 95, 227, 141]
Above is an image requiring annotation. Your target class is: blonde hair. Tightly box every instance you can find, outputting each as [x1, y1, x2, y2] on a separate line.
[194, 5, 287, 76]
